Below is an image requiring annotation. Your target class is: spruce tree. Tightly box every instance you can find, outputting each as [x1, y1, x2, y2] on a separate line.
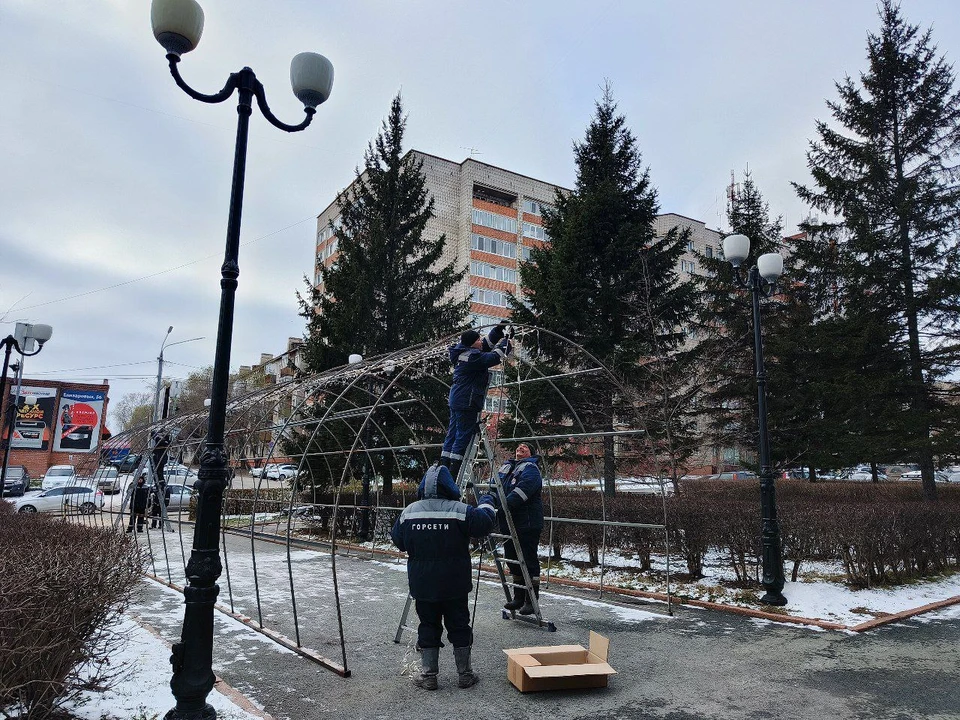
[794, 1, 960, 500]
[298, 93, 467, 370]
[509, 87, 696, 495]
[294, 94, 468, 495]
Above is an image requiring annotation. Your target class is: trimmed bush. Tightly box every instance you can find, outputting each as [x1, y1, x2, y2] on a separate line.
[0, 509, 144, 718]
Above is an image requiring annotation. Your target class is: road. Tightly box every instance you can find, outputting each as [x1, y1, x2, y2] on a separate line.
[129, 527, 960, 720]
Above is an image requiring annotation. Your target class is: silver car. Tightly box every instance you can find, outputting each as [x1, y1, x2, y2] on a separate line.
[13, 485, 104, 515]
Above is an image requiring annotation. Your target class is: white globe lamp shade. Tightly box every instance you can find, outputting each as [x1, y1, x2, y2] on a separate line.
[290, 52, 334, 109]
[722, 234, 750, 268]
[151, 0, 205, 56]
[30, 324, 53, 345]
[348, 354, 363, 365]
[757, 253, 784, 282]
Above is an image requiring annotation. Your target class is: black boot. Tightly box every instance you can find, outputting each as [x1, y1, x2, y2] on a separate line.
[503, 577, 526, 611]
[454, 646, 479, 688]
[448, 459, 462, 481]
[414, 647, 439, 690]
[518, 577, 540, 615]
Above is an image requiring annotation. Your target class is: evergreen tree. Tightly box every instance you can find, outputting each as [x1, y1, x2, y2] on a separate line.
[298, 93, 468, 370]
[794, 1, 960, 500]
[294, 94, 467, 494]
[509, 87, 696, 495]
[695, 172, 785, 469]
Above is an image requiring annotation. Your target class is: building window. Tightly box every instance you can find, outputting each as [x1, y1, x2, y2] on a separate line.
[472, 209, 518, 235]
[522, 222, 551, 242]
[687, 240, 695, 252]
[473, 184, 517, 208]
[522, 199, 554, 216]
[321, 239, 339, 261]
[471, 233, 517, 259]
[470, 261, 517, 284]
[471, 314, 507, 330]
[681, 260, 696, 274]
[705, 246, 713, 258]
[471, 286, 510, 307]
[484, 395, 513, 413]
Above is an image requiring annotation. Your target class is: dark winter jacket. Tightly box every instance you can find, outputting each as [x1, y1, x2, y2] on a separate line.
[132, 484, 149, 513]
[391, 465, 496, 601]
[495, 456, 544, 533]
[447, 326, 510, 411]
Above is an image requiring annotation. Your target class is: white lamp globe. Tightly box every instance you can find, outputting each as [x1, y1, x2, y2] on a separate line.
[757, 253, 784, 282]
[348, 354, 363, 365]
[722, 234, 750, 268]
[151, 0, 205, 56]
[290, 52, 334, 109]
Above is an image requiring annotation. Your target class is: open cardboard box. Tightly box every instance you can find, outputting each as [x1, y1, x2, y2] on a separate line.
[503, 631, 616, 693]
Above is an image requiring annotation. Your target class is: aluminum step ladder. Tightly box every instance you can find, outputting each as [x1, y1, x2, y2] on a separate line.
[112, 440, 173, 532]
[394, 421, 554, 643]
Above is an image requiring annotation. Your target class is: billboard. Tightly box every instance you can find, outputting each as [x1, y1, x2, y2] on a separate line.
[53, 389, 106, 453]
[6, 386, 59, 451]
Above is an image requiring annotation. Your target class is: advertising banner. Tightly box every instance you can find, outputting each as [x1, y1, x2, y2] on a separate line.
[53, 389, 106, 453]
[6, 386, 59, 451]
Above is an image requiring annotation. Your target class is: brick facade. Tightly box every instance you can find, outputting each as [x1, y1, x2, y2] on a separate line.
[1, 378, 110, 479]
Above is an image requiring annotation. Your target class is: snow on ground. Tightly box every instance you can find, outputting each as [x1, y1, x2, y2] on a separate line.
[68, 616, 265, 720]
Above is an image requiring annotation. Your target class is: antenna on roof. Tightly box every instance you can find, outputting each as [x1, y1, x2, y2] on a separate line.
[461, 146, 482, 159]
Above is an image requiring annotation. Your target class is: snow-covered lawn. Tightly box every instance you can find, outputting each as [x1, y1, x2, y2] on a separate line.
[66, 616, 266, 720]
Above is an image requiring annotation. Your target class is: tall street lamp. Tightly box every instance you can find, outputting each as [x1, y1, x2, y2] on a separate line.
[722, 233, 788, 607]
[1, 323, 54, 490]
[150, 1, 334, 717]
[153, 327, 204, 423]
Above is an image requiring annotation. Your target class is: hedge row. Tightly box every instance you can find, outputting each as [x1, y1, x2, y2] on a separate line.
[215, 480, 960, 588]
[0, 504, 144, 718]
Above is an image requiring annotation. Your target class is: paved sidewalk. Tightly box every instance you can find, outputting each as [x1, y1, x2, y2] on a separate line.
[128, 531, 960, 720]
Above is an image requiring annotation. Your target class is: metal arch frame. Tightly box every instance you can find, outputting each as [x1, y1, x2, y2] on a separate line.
[104, 324, 676, 677]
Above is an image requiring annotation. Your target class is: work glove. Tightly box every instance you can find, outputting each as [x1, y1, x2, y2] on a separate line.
[477, 493, 497, 510]
[497, 338, 512, 356]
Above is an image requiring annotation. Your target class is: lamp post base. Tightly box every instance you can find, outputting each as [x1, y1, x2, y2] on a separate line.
[165, 703, 216, 720]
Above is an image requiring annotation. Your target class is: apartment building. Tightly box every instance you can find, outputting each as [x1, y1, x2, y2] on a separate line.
[314, 151, 722, 328]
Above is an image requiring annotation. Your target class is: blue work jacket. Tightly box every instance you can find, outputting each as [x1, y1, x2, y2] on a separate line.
[447, 326, 509, 411]
[495, 456, 544, 533]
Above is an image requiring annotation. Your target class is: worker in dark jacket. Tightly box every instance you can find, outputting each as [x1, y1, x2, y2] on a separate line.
[127, 474, 150, 533]
[149, 479, 171, 529]
[391, 464, 497, 690]
[494, 443, 544, 615]
[440, 324, 511, 479]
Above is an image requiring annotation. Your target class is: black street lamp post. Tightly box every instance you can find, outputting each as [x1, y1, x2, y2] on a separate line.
[0, 323, 53, 490]
[722, 233, 788, 607]
[150, 1, 333, 717]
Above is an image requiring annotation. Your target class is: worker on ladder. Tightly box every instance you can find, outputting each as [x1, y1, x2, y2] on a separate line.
[440, 323, 511, 479]
[494, 442, 544, 615]
[391, 464, 497, 690]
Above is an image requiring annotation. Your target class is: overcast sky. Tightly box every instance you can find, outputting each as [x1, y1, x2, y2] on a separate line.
[2, 0, 958, 427]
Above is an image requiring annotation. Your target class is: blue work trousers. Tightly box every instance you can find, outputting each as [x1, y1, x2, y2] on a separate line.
[441, 408, 481, 462]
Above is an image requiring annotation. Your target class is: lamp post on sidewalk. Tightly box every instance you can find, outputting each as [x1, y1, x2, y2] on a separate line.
[150, 0, 334, 717]
[153, 328, 204, 423]
[1, 323, 53, 491]
[721, 233, 788, 607]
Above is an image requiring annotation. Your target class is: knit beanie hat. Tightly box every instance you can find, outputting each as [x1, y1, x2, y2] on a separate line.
[460, 329, 481, 346]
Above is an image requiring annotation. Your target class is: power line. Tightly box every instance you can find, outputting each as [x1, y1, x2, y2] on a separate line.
[27, 361, 155, 375]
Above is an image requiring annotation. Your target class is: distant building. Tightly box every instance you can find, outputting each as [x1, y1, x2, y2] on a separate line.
[1, 378, 110, 478]
[313, 151, 721, 328]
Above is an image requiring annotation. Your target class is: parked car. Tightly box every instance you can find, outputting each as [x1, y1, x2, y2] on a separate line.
[265, 464, 298, 480]
[2, 465, 30, 496]
[13, 485, 104, 514]
[251, 464, 279, 479]
[164, 483, 195, 511]
[899, 470, 949, 482]
[846, 469, 888, 482]
[41, 465, 78, 490]
[114, 453, 142, 474]
[163, 465, 198, 482]
[704, 471, 759, 482]
[93, 466, 121, 494]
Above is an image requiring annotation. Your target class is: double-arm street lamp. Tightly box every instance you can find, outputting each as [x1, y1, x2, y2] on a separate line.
[153, 327, 204, 423]
[722, 233, 788, 607]
[1, 323, 53, 490]
[150, 1, 333, 717]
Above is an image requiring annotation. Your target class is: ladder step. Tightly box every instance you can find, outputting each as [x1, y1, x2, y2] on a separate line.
[489, 533, 512, 540]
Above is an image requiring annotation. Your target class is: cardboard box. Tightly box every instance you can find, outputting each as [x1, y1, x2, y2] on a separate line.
[503, 631, 616, 693]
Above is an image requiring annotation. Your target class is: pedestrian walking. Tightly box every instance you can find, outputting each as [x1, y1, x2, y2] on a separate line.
[391, 464, 497, 690]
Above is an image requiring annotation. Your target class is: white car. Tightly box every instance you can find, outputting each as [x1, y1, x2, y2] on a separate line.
[846, 469, 887, 482]
[13, 485, 104, 515]
[251, 464, 278, 479]
[41, 465, 78, 490]
[899, 470, 950, 482]
[265, 464, 298, 480]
